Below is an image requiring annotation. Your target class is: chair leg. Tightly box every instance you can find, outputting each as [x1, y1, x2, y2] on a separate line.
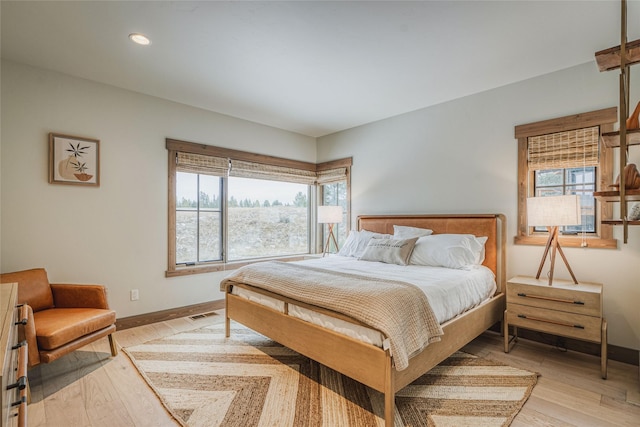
[108, 334, 118, 357]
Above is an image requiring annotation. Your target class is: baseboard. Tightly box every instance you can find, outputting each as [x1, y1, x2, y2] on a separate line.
[490, 323, 639, 367]
[116, 300, 225, 330]
[116, 302, 638, 367]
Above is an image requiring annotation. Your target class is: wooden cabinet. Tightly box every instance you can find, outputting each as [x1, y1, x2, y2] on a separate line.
[1, 283, 27, 427]
[503, 276, 607, 379]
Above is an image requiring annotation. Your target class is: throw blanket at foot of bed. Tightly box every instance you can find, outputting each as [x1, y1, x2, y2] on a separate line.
[221, 261, 443, 370]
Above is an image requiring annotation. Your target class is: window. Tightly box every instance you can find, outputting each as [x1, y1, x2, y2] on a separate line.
[515, 108, 617, 248]
[166, 139, 351, 276]
[317, 159, 352, 253]
[227, 177, 309, 260]
[320, 181, 348, 250]
[533, 167, 596, 233]
[176, 172, 222, 264]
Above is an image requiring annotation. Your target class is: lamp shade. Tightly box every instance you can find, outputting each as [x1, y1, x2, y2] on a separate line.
[527, 195, 581, 227]
[317, 205, 343, 224]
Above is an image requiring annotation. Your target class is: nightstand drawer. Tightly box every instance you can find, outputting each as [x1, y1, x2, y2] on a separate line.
[507, 282, 601, 317]
[507, 303, 602, 343]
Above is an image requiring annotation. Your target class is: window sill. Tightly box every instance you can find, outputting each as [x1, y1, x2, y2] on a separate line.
[165, 254, 314, 278]
[514, 235, 617, 249]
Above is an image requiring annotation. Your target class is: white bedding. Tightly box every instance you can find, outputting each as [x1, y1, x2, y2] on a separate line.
[231, 255, 497, 350]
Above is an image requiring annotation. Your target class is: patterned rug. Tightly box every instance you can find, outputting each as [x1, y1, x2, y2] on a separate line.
[123, 321, 537, 427]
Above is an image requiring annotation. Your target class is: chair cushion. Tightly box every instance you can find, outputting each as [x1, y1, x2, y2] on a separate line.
[33, 308, 116, 350]
[0, 268, 54, 312]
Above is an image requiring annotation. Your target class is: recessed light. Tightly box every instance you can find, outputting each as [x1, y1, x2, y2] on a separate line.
[129, 33, 151, 46]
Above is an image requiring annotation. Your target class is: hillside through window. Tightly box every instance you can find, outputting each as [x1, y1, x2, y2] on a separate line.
[227, 177, 309, 260]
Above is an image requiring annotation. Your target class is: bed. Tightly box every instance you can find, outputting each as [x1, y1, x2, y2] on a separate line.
[222, 214, 506, 427]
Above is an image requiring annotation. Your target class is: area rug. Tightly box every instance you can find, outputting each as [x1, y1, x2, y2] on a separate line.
[123, 321, 538, 427]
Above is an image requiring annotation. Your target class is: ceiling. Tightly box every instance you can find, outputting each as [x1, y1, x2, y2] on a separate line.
[2, 1, 638, 137]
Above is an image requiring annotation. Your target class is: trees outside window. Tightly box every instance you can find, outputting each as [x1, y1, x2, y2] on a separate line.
[227, 177, 309, 261]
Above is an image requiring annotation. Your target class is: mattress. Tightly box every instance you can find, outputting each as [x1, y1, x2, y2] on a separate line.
[231, 255, 497, 350]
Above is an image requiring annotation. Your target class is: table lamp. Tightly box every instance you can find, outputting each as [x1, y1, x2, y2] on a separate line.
[527, 195, 581, 286]
[318, 205, 343, 256]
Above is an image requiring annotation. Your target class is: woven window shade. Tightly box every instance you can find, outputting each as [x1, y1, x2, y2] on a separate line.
[230, 159, 317, 185]
[316, 167, 347, 184]
[528, 126, 600, 171]
[176, 152, 229, 177]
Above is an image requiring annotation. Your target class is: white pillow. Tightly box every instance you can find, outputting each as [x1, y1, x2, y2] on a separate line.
[409, 234, 488, 269]
[629, 203, 640, 220]
[393, 225, 433, 239]
[337, 230, 391, 258]
[359, 237, 418, 266]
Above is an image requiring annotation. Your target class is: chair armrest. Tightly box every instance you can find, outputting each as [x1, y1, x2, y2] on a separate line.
[50, 284, 111, 309]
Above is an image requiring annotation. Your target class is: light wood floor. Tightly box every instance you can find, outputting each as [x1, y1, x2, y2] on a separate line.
[27, 312, 640, 427]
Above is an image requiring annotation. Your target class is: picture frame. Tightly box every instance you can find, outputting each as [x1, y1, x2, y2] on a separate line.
[48, 133, 100, 186]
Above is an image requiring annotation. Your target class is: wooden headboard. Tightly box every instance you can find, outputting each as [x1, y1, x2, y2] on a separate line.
[357, 214, 506, 293]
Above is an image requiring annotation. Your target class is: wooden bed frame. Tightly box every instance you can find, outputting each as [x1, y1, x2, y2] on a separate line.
[224, 214, 506, 427]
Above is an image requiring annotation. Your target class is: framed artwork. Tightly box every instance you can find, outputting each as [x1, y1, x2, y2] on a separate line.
[48, 133, 100, 186]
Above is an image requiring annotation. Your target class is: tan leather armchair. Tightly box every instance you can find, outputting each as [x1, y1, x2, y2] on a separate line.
[0, 268, 117, 367]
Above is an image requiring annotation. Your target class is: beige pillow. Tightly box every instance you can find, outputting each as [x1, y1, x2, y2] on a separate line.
[393, 225, 433, 239]
[337, 229, 391, 258]
[359, 237, 418, 265]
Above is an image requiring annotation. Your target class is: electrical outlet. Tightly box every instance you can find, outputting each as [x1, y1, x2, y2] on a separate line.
[130, 289, 139, 301]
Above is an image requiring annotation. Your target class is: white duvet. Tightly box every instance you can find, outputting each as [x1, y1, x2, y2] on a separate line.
[231, 255, 497, 350]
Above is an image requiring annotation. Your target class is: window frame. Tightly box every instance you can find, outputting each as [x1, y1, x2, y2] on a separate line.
[514, 107, 617, 249]
[166, 139, 352, 277]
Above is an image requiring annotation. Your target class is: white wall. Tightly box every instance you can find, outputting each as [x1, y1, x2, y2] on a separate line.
[0, 60, 316, 318]
[318, 62, 640, 351]
[2, 59, 638, 351]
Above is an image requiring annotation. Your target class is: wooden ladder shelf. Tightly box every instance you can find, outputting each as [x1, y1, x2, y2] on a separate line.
[592, 0, 639, 243]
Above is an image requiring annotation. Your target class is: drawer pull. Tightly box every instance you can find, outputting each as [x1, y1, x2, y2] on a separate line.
[517, 292, 584, 305]
[11, 396, 26, 407]
[7, 376, 27, 391]
[12, 340, 27, 350]
[517, 314, 585, 329]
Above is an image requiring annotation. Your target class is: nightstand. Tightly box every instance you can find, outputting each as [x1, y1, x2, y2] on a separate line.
[503, 275, 607, 379]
